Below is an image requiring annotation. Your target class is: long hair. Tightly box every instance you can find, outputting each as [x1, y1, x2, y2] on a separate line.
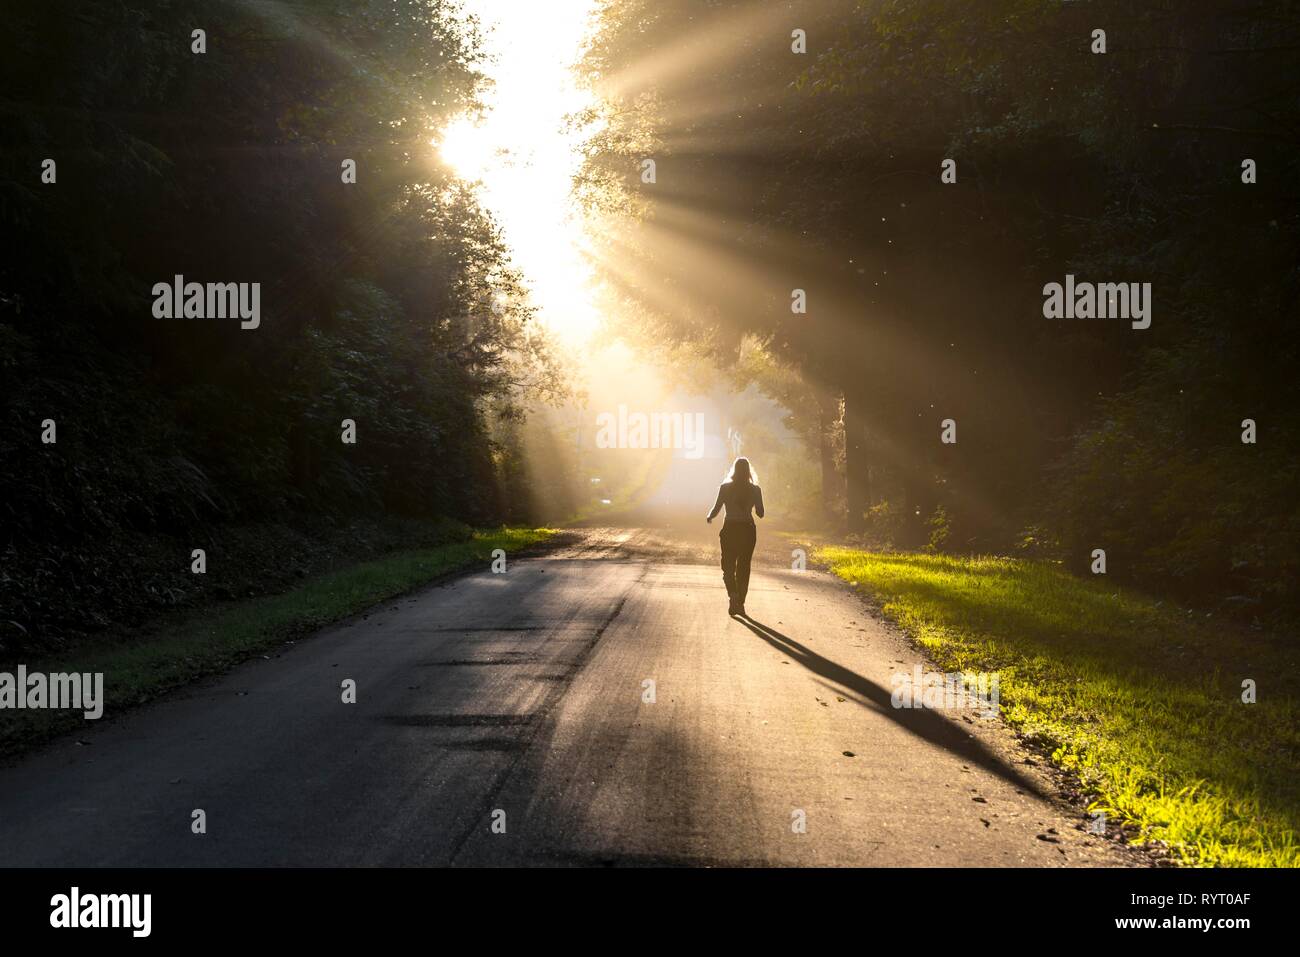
[727, 456, 756, 484]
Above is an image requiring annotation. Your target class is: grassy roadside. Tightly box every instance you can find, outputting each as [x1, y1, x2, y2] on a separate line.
[0, 526, 556, 760]
[814, 547, 1300, 868]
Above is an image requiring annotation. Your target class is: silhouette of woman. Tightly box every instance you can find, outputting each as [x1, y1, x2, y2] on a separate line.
[706, 457, 764, 617]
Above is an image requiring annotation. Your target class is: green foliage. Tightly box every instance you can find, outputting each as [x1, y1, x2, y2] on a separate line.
[859, 500, 905, 547]
[0, 1, 560, 646]
[925, 505, 951, 553]
[581, 0, 1300, 609]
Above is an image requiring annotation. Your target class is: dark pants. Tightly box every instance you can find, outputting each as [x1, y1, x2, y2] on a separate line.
[719, 522, 757, 603]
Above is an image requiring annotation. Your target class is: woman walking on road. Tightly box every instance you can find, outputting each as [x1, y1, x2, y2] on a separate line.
[706, 457, 764, 617]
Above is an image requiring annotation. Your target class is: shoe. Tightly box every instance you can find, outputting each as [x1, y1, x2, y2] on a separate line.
[728, 599, 739, 615]
[736, 603, 747, 618]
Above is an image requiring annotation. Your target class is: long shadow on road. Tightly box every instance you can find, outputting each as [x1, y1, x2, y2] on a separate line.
[736, 615, 1046, 798]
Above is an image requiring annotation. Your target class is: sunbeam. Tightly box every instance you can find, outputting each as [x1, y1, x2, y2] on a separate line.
[434, 0, 604, 343]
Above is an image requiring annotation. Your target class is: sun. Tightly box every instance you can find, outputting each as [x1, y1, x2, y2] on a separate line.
[437, 116, 496, 181]
[431, 0, 603, 344]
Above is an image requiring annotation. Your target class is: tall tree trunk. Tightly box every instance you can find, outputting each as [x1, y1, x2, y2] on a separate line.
[843, 390, 870, 534]
[818, 394, 841, 528]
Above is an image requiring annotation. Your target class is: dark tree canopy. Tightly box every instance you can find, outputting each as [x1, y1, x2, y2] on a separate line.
[1, 1, 561, 646]
[581, 0, 1300, 610]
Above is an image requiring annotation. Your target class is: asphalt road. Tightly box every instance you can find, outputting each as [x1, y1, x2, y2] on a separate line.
[0, 526, 1138, 866]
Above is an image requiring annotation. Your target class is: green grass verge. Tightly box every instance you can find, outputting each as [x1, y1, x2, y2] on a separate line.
[815, 547, 1300, 868]
[0, 526, 555, 759]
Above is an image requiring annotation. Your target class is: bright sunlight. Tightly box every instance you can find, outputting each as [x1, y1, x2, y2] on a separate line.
[436, 0, 603, 343]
